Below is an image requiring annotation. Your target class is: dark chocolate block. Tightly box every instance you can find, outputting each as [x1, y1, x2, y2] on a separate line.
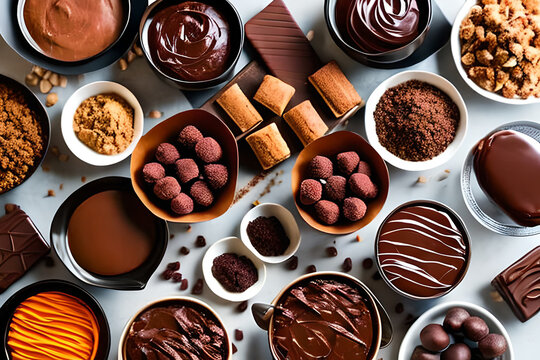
[0, 208, 49, 293]
[492, 246, 540, 322]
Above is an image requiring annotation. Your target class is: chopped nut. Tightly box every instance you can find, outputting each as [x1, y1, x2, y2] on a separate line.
[186, 225, 192, 232]
[59, 75, 68, 88]
[502, 56, 518, 67]
[25, 73, 39, 87]
[148, 110, 162, 119]
[45, 92, 58, 107]
[118, 58, 128, 71]
[417, 176, 428, 184]
[462, 52, 476, 66]
[49, 72, 60, 87]
[356, 235, 362, 242]
[127, 50, 137, 64]
[444, 169, 451, 173]
[133, 42, 144, 57]
[42, 70, 52, 80]
[306, 29, 314, 41]
[32, 65, 45, 78]
[252, 200, 260, 207]
[47, 189, 55, 197]
[81, 176, 87, 183]
[490, 290, 503, 302]
[39, 79, 52, 94]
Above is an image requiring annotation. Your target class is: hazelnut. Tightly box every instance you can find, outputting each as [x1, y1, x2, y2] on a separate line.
[39, 79, 52, 94]
[45, 93, 58, 107]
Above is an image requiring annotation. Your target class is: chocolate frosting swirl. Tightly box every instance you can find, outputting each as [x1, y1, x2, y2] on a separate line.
[148, 1, 231, 81]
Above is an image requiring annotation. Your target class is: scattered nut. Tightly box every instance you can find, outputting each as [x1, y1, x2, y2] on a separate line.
[444, 169, 451, 173]
[252, 200, 260, 207]
[25, 73, 39, 87]
[490, 290, 503, 303]
[45, 92, 58, 107]
[81, 176, 87, 183]
[356, 234, 362, 242]
[148, 110, 162, 119]
[39, 79, 52, 94]
[306, 30, 314, 41]
[118, 58, 128, 71]
[417, 176, 428, 184]
[49, 72, 60, 87]
[47, 189, 56, 197]
[42, 70, 52, 80]
[59, 75, 68, 88]
[126, 50, 137, 64]
[133, 42, 144, 57]
[32, 65, 45, 77]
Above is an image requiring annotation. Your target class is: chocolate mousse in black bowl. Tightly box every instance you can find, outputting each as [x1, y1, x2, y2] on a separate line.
[325, 0, 432, 65]
[139, 0, 244, 90]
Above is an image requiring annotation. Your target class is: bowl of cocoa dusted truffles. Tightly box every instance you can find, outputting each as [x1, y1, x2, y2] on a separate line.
[291, 131, 389, 234]
[130, 109, 238, 222]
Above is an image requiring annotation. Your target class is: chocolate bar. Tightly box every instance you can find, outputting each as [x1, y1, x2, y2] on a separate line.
[0, 206, 50, 293]
[492, 246, 540, 322]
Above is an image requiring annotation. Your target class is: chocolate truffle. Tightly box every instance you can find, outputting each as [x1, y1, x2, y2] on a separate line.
[443, 307, 470, 332]
[300, 179, 322, 205]
[308, 155, 333, 179]
[155, 143, 180, 165]
[143, 162, 165, 183]
[420, 324, 450, 352]
[478, 334, 507, 358]
[357, 161, 372, 177]
[203, 164, 228, 190]
[314, 200, 340, 225]
[154, 176, 181, 200]
[343, 197, 367, 221]
[190, 181, 214, 207]
[441, 343, 471, 360]
[336, 151, 360, 175]
[325, 175, 347, 202]
[463, 317, 489, 342]
[175, 158, 199, 184]
[171, 193, 194, 215]
[349, 173, 378, 199]
[195, 137, 222, 163]
[411, 346, 441, 360]
[178, 125, 203, 149]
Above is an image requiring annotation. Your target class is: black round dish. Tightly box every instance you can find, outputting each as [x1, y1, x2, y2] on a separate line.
[50, 176, 169, 290]
[139, 0, 245, 91]
[0, 279, 110, 360]
[324, 0, 432, 66]
[0, 73, 50, 195]
[0, 0, 146, 74]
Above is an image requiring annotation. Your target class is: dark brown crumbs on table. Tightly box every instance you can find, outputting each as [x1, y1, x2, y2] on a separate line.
[171, 272, 182, 283]
[287, 256, 298, 270]
[237, 300, 248, 313]
[232, 170, 270, 205]
[342, 257, 352, 272]
[192, 278, 204, 295]
[362, 258, 374, 269]
[258, 170, 284, 199]
[167, 261, 180, 271]
[180, 246, 190, 255]
[395, 302, 404, 314]
[169, 234, 175, 239]
[195, 235, 206, 247]
[232, 343, 238, 354]
[306, 264, 316, 273]
[46, 189, 55, 197]
[374, 80, 459, 162]
[81, 176, 86, 183]
[180, 278, 189, 290]
[404, 313, 418, 327]
[326, 246, 338, 257]
[44, 256, 55, 267]
[372, 270, 382, 280]
[235, 329, 243, 341]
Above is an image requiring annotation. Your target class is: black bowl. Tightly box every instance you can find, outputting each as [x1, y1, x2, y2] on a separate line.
[325, 0, 432, 66]
[0, 74, 50, 195]
[139, 0, 244, 91]
[0, 279, 110, 360]
[50, 176, 169, 290]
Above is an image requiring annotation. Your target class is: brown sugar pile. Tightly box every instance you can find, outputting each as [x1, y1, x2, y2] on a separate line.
[374, 80, 459, 162]
[73, 94, 134, 155]
[0, 84, 44, 192]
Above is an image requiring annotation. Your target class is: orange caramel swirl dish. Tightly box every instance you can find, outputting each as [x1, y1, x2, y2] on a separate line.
[7, 291, 99, 360]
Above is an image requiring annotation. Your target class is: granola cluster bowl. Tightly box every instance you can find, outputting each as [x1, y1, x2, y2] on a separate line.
[451, 0, 540, 105]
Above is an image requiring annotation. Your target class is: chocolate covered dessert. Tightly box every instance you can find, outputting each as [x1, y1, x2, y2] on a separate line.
[125, 300, 229, 360]
[271, 277, 377, 360]
[473, 130, 540, 227]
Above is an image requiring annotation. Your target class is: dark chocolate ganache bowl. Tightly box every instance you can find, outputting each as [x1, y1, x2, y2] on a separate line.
[118, 297, 232, 360]
[265, 272, 383, 360]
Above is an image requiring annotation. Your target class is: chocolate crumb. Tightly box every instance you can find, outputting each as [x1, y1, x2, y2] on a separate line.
[306, 264, 317, 273]
[356, 235, 362, 242]
[180, 278, 189, 290]
[169, 234, 175, 239]
[81, 176, 86, 183]
[326, 246, 338, 257]
[233, 170, 270, 205]
[195, 235, 206, 247]
[162, 269, 173, 280]
[372, 271, 382, 280]
[395, 303, 404, 314]
[342, 257, 352, 272]
[46, 189, 55, 197]
[445, 169, 451, 173]
[167, 261, 180, 271]
[237, 301, 248, 313]
[171, 272, 182, 283]
[180, 246, 190, 255]
[235, 329, 243, 341]
[417, 176, 428, 184]
[59, 183, 63, 190]
[404, 313, 418, 327]
[232, 343, 238, 354]
[287, 256, 298, 270]
[192, 278, 204, 295]
[58, 154, 69, 162]
[44, 256, 55, 267]
[362, 258, 374, 269]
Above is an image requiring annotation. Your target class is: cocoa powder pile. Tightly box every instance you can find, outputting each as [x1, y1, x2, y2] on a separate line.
[374, 80, 459, 161]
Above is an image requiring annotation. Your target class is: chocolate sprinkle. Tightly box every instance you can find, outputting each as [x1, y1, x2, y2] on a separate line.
[195, 235, 206, 247]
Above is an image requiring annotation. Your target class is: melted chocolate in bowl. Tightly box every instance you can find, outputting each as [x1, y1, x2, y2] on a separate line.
[376, 203, 470, 298]
[270, 276, 379, 360]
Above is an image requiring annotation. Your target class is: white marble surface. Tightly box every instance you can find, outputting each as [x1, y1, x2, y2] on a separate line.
[0, 0, 539, 359]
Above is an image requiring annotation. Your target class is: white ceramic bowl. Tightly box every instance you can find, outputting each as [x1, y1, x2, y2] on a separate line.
[117, 296, 233, 359]
[61, 81, 144, 166]
[240, 203, 302, 263]
[451, 0, 540, 105]
[202, 236, 266, 302]
[365, 70, 468, 171]
[398, 301, 514, 360]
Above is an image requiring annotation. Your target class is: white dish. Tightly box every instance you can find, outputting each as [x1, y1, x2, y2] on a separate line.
[365, 70, 468, 171]
[202, 236, 266, 302]
[61, 81, 144, 166]
[450, 0, 540, 105]
[398, 301, 514, 360]
[240, 203, 301, 264]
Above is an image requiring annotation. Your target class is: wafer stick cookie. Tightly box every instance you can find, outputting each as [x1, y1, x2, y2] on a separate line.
[283, 100, 328, 146]
[246, 123, 291, 170]
[253, 75, 295, 116]
[217, 83, 263, 132]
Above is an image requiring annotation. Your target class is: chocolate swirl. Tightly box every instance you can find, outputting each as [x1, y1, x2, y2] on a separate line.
[336, 0, 420, 53]
[148, 1, 231, 81]
[377, 205, 468, 298]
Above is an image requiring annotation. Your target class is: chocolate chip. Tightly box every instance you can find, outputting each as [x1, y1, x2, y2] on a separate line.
[44, 256, 55, 267]
[287, 256, 298, 270]
[192, 278, 204, 295]
[395, 303, 404, 314]
[326, 246, 338, 257]
[237, 301, 248, 313]
[342, 257, 352, 272]
[180, 246, 190, 255]
[362, 258, 374, 269]
[171, 272, 182, 283]
[180, 278, 189, 290]
[232, 343, 238, 354]
[306, 264, 317, 273]
[372, 270, 382, 280]
[235, 329, 243, 341]
[405, 313, 418, 327]
[162, 269, 174, 280]
[170, 234, 175, 239]
[167, 261, 180, 271]
[195, 235, 206, 247]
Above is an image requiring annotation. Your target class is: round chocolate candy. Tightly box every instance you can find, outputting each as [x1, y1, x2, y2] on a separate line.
[420, 324, 450, 352]
[443, 307, 471, 332]
[478, 333, 507, 358]
[462, 316, 489, 342]
[410, 346, 441, 360]
[441, 343, 471, 360]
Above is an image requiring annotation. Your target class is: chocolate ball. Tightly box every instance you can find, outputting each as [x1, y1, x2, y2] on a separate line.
[314, 200, 340, 225]
[444, 307, 471, 332]
[324, 175, 347, 202]
[420, 324, 450, 352]
[175, 158, 199, 184]
[349, 173, 378, 199]
[336, 151, 360, 175]
[357, 160, 372, 177]
[308, 155, 333, 179]
[411, 346, 441, 360]
[343, 197, 367, 221]
[463, 317, 489, 342]
[190, 180, 214, 207]
[203, 164, 228, 190]
[478, 333, 507, 358]
[142, 162, 165, 183]
[195, 137, 222, 163]
[154, 176, 181, 200]
[171, 193, 194, 215]
[155, 143, 180, 165]
[441, 343, 471, 360]
[300, 179, 322, 205]
[178, 125, 203, 149]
